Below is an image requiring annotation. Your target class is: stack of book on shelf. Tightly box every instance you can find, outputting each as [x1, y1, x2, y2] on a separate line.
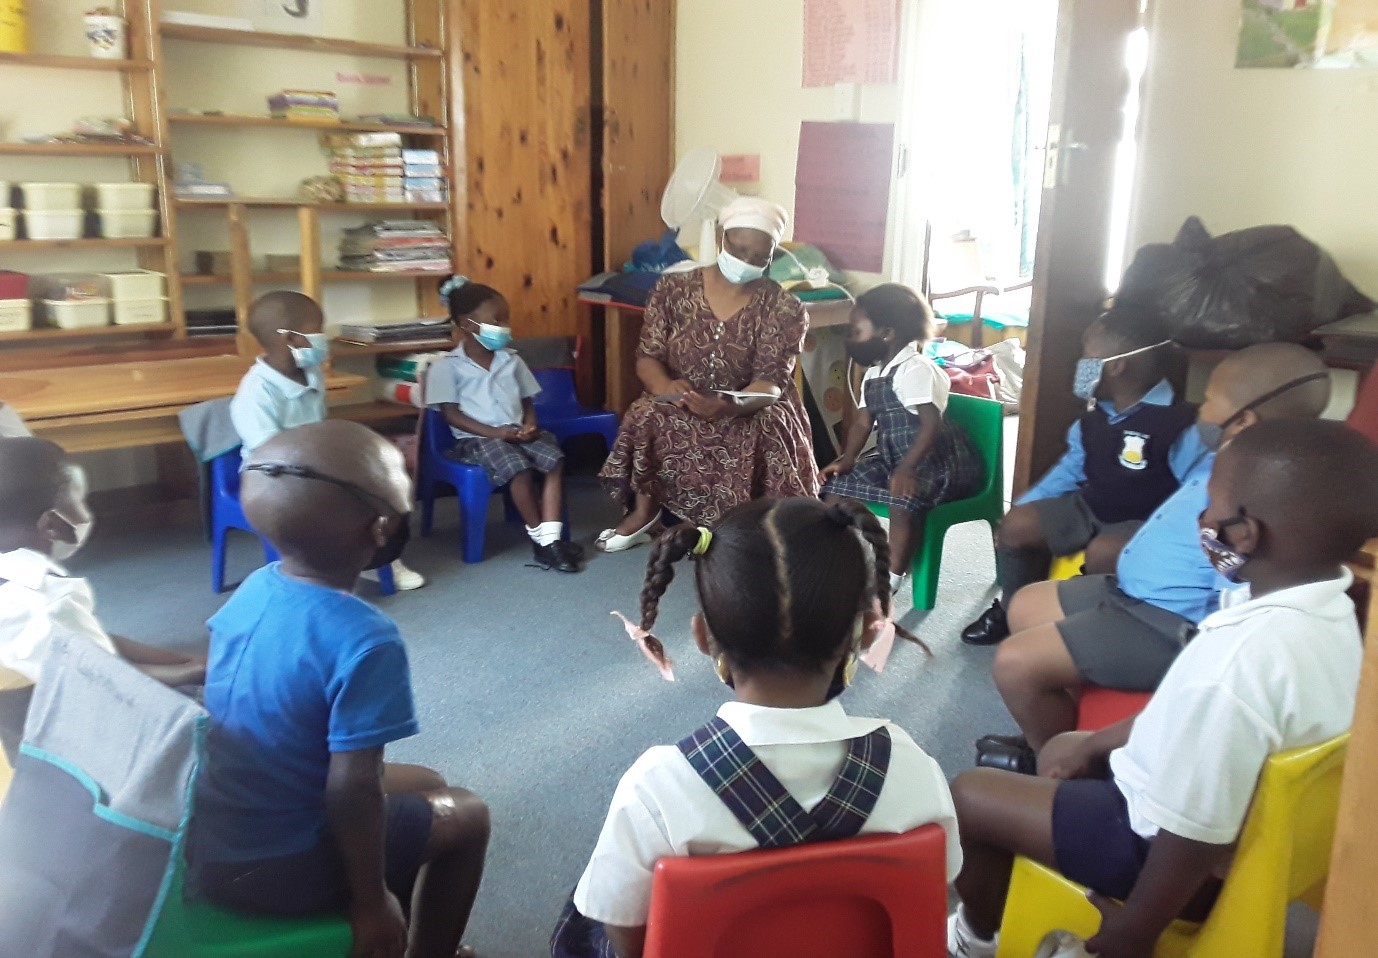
[376, 351, 447, 406]
[337, 318, 454, 349]
[269, 90, 340, 122]
[321, 133, 448, 204]
[173, 162, 232, 200]
[339, 221, 453, 274]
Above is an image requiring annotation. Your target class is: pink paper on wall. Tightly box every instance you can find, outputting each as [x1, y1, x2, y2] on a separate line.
[719, 154, 761, 183]
[802, 0, 902, 88]
[793, 121, 895, 273]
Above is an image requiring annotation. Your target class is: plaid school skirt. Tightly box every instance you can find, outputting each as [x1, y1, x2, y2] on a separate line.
[446, 429, 564, 486]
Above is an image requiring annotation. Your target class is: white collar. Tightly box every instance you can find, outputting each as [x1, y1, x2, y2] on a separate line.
[253, 357, 321, 398]
[716, 699, 887, 747]
[874, 341, 922, 378]
[0, 547, 65, 590]
[1205, 570, 1355, 629]
[447, 343, 514, 372]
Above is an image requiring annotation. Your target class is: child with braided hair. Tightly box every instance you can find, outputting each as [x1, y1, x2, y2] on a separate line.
[551, 497, 960, 958]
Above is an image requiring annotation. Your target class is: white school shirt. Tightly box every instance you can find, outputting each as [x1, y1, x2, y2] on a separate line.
[1110, 572, 1360, 845]
[858, 342, 950, 414]
[229, 358, 327, 454]
[572, 699, 962, 928]
[0, 402, 31, 438]
[0, 548, 118, 691]
[423, 346, 541, 439]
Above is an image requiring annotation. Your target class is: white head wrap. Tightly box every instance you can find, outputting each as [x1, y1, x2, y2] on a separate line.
[718, 197, 790, 245]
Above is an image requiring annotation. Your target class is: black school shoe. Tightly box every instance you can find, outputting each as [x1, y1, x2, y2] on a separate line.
[532, 539, 583, 573]
[961, 599, 1010, 646]
[975, 734, 1037, 775]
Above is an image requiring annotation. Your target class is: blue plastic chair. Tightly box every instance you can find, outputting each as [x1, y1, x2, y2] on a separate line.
[416, 408, 569, 563]
[531, 367, 619, 453]
[210, 448, 395, 595]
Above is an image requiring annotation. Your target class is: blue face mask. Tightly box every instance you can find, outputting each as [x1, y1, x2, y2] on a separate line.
[469, 319, 512, 352]
[1072, 341, 1171, 409]
[279, 330, 329, 369]
[717, 247, 768, 285]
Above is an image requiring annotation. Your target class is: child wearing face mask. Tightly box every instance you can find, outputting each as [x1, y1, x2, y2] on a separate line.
[821, 283, 985, 593]
[0, 437, 206, 762]
[944, 419, 1374, 958]
[229, 291, 426, 591]
[425, 275, 583, 573]
[551, 498, 961, 958]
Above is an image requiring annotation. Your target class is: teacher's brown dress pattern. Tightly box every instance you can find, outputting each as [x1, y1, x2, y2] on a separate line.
[600, 269, 820, 526]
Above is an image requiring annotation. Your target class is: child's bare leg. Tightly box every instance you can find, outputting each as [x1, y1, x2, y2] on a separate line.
[541, 460, 565, 524]
[890, 508, 920, 572]
[1006, 580, 1066, 633]
[951, 768, 1060, 939]
[384, 763, 446, 794]
[613, 491, 659, 535]
[991, 624, 1082, 749]
[408, 787, 490, 958]
[507, 469, 543, 527]
[996, 503, 1049, 551]
[1083, 530, 1134, 575]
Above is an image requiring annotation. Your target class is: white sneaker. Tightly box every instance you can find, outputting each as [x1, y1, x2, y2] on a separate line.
[948, 909, 998, 958]
[389, 560, 426, 591]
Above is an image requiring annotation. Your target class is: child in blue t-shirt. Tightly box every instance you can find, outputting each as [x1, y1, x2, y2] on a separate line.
[189, 420, 489, 958]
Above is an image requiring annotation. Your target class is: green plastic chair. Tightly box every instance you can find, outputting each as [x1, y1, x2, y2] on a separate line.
[141, 857, 352, 958]
[865, 393, 1005, 611]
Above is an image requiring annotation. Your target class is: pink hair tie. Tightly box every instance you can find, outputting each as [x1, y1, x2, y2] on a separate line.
[858, 600, 898, 673]
[611, 611, 676, 682]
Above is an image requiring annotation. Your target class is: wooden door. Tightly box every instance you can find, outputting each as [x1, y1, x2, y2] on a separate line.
[457, 0, 594, 338]
[1014, 0, 1145, 493]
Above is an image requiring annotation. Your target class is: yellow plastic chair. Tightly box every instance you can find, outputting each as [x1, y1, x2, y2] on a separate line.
[995, 734, 1347, 958]
[1048, 552, 1085, 581]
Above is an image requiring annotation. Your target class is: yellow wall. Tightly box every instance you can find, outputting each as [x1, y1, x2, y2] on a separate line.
[1132, 0, 1378, 296]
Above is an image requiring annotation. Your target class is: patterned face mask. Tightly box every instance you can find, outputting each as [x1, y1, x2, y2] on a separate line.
[1198, 509, 1251, 581]
[1072, 341, 1172, 409]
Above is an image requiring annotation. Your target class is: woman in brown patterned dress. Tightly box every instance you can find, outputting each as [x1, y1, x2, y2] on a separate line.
[598, 198, 820, 550]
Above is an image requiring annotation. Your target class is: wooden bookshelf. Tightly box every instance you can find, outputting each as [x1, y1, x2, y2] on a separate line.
[160, 23, 442, 61]
[175, 197, 448, 212]
[0, 238, 167, 251]
[0, 322, 176, 344]
[180, 271, 443, 286]
[332, 339, 455, 357]
[0, 142, 163, 157]
[168, 114, 445, 137]
[0, 52, 154, 71]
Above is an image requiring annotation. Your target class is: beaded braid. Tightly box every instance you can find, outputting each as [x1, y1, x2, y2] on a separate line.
[637, 524, 701, 637]
[826, 500, 931, 655]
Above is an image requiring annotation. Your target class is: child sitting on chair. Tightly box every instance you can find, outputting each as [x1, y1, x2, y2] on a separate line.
[552, 498, 961, 958]
[945, 419, 1375, 958]
[230, 290, 426, 590]
[425, 274, 583, 573]
[961, 308, 1197, 646]
[189, 421, 489, 958]
[821, 284, 984, 595]
[0, 437, 205, 762]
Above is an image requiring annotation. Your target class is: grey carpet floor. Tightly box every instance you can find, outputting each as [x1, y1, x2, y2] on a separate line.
[77, 474, 1315, 957]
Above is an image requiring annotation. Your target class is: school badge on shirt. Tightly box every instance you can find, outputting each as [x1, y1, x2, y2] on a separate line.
[1120, 432, 1148, 471]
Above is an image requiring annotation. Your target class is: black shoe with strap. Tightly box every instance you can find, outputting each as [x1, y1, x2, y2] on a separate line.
[961, 599, 1010, 646]
[532, 539, 582, 573]
[975, 733, 1037, 775]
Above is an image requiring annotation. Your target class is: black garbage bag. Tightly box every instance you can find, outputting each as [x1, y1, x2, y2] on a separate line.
[1116, 217, 1375, 349]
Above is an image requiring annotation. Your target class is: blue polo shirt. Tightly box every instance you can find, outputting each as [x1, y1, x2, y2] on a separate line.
[193, 564, 419, 864]
[1115, 451, 1224, 624]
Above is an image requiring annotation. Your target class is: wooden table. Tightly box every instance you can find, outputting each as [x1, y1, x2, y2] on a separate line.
[0, 355, 412, 453]
[584, 296, 855, 414]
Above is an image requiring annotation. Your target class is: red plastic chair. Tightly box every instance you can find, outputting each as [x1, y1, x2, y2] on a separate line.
[642, 825, 948, 958]
[1077, 686, 1152, 731]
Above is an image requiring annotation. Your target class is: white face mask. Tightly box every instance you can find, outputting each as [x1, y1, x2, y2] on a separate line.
[717, 247, 768, 285]
[49, 512, 93, 563]
[278, 329, 330, 369]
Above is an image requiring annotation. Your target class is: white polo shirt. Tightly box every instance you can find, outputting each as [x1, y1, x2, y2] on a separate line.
[859, 342, 951, 414]
[1110, 572, 1361, 845]
[229, 358, 326, 454]
[0, 548, 118, 692]
[423, 346, 541, 439]
[572, 699, 961, 928]
[0, 402, 30, 438]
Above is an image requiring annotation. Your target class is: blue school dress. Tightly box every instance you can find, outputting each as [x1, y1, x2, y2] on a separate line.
[822, 368, 984, 515]
[549, 718, 892, 957]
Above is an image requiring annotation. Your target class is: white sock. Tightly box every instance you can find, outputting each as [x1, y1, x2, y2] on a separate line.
[527, 521, 563, 547]
[948, 905, 998, 957]
[889, 571, 904, 593]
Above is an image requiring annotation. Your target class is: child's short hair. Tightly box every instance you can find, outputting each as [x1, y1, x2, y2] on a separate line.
[1093, 305, 1171, 383]
[854, 284, 936, 345]
[1221, 419, 1378, 564]
[440, 276, 505, 320]
[638, 498, 916, 675]
[247, 291, 321, 347]
[0, 437, 67, 529]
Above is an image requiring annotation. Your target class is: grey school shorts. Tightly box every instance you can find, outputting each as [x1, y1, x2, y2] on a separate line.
[1055, 574, 1196, 691]
[1032, 492, 1145, 558]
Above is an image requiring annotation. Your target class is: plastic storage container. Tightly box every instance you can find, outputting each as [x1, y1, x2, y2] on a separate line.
[23, 209, 84, 240]
[101, 269, 165, 300]
[43, 298, 110, 329]
[0, 208, 14, 241]
[92, 183, 154, 210]
[112, 298, 166, 326]
[19, 182, 81, 211]
[0, 299, 30, 333]
[96, 208, 156, 239]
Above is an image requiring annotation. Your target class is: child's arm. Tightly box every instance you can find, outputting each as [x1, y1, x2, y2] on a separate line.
[517, 397, 539, 442]
[1039, 716, 1136, 780]
[1087, 831, 1229, 958]
[604, 924, 647, 958]
[820, 407, 875, 479]
[438, 403, 523, 443]
[110, 635, 206, 688]
[889, 403, 942, 500]
[326, 746, 409, 958]
[1014, 420, 1088, 505]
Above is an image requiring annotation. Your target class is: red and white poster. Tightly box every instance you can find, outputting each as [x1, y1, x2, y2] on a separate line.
[802, 0, 902, 87]
[793, 121, 895, 273]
